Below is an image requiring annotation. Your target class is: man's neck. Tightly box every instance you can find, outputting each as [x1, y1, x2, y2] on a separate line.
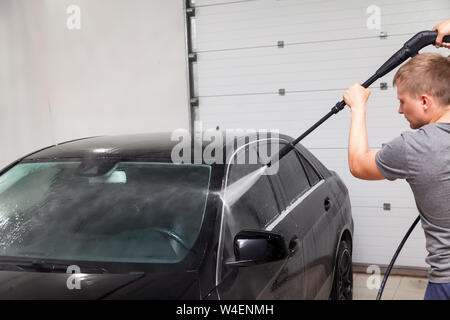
[430, 105, 450, 123]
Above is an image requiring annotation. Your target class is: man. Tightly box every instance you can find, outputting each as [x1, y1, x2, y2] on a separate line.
[343, 19, 450, 300]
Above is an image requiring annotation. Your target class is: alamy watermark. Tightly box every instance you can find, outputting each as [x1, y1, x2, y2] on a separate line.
[366, 5, 381, 30]
[170, 121, 280, 175]
[66, 265, 82, 290]
[366, 264, 381, 290]
[67, 5, 81, 30]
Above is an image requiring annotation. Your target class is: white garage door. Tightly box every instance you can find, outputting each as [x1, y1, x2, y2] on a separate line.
[193, 0, 450, 268]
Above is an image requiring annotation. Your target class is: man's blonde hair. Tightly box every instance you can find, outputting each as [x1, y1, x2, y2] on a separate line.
[393, 53, 450, 107]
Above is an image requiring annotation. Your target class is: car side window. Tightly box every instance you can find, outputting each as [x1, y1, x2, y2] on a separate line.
[297, 153, 321, 186]
[227, 163, 280, 232]
[276, 150, 310, 205]
[221, 147, 281, 269]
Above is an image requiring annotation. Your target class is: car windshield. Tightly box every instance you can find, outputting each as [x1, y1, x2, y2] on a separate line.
[0, 161, 211, 265]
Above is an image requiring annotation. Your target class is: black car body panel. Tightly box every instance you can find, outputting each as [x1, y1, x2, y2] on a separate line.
[0, 132, 353, 299]
[0, 270, 202, 299]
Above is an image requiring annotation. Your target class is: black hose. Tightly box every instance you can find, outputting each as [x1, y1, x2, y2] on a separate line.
[376, 215, 421, 300]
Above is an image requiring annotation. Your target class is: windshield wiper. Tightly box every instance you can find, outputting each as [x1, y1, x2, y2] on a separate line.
[0, 259, 108, 274]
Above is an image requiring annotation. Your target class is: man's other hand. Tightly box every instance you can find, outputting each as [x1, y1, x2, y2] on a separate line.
[433, 19, 450, 49]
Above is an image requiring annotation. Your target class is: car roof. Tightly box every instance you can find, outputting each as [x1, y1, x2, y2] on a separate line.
[20, 131, 331, 178]
[24, 132, 295, 163]
[24, 133, 179, 161]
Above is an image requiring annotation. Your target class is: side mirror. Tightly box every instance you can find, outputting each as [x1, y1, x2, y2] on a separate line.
[225, 230, 288, 267]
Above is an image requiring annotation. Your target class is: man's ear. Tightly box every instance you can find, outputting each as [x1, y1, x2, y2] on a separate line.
[420, 94, 433, 111]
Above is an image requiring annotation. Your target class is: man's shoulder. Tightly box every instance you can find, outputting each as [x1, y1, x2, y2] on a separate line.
[390, 123, 449, 155]
[376, 123, 449, 181]
[380, 123, 449, 154]
[399, 125, 434, 144]
[379, 129, 425, 155]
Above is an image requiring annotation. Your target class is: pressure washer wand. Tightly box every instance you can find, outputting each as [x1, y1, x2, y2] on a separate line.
[268, 31, 450, 166]
[276, 74, 377, 161]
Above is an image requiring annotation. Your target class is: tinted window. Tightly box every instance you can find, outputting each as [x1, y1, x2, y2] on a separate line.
[277, 151, 310, 205]
[227, 164, 279, 230]
[221, 160, 281, 267]
[298, 154, 321, 186]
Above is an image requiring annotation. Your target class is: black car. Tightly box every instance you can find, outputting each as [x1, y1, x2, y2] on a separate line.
[0, 132, 353, 299]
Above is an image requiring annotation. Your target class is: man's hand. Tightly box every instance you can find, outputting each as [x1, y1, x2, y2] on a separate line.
[343, 82, 371, 113]
[433, 19, 450, 49]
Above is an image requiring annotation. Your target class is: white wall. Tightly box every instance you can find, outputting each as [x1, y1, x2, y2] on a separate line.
[194, 0, 450, 268]
[0, 0, 191, 168]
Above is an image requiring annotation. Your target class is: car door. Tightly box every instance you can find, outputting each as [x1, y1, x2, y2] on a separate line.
[216, 144, 299, 300]
[266, 145, 315, 299]
[295, 150, 339, 299]
[274, 143, 337, 299]
[259, 141, 308, 300]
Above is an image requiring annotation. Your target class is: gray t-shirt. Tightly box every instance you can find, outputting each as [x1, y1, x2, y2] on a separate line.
[375, 122, 450, 283]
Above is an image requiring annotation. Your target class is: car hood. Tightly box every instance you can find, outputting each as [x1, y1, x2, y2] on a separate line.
[0, 270, 200, 299]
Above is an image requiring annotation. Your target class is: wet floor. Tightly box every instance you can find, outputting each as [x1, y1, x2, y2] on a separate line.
[353, 272, 428, 300]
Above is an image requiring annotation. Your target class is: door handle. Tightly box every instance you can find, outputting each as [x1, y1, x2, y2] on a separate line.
[324, 197, 331, 211]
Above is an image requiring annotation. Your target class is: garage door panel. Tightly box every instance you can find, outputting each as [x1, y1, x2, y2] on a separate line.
[355, 213, 423, 237]
[196, 0, 449, 51]
[197, 39, 405, 69]
[197, 44, 445, 99]
[352, 207, 427, 267]
[197, 38, 436, 96]
[199, 90, 410, 149]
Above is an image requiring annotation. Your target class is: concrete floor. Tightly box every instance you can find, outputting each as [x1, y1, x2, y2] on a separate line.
[353, 272, 428, 300]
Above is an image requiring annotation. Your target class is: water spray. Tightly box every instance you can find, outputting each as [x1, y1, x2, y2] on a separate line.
[222, 166, 268, 207]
